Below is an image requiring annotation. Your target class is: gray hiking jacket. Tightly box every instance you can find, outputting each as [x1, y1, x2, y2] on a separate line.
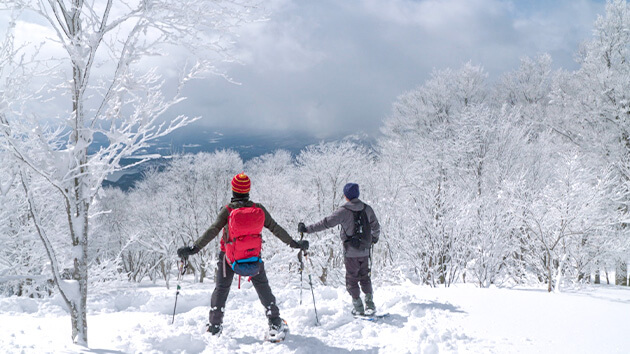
[305, 198, 380, 258]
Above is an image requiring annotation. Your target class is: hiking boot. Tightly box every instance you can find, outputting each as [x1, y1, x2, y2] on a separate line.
[207, 323, 222, 336]
[269, 316, 282, 328]
[351, 297, 364, 316]
[364, 293, 376, 316]
[268, 317, 288, 342]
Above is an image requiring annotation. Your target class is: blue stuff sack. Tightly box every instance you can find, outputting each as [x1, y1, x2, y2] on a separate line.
[231, 257, 262, 276]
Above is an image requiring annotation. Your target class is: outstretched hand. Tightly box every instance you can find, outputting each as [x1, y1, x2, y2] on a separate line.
[177, 245, 198, 259]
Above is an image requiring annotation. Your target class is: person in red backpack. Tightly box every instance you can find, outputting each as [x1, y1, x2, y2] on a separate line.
[177, 173, 308, 339]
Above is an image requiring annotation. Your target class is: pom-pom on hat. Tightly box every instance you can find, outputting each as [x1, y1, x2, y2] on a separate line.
[232, 173, 251, 194]
[343, 183, 360, 200]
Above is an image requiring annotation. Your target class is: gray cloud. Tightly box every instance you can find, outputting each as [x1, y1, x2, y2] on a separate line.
[9, 0, 603, 139]
[182, 0, 605, 138]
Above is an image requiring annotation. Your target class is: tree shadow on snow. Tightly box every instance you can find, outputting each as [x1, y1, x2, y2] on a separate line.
[508, 288, 549, 294]
[235, 334, 378, 353]
[407, 301, 466, 314]
[365, 314, 407, 328]
[509, 286, 630, 304]
[552, 286, 630, 305]
[233, 335, 261, 346]
[77, 349, 127, 354]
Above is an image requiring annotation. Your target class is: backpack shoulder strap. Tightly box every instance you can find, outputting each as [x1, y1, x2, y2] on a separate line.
[223, 205, 232, 242]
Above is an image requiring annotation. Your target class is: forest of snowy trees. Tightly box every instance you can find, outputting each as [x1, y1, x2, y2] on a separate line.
[1, 0, 630, 346]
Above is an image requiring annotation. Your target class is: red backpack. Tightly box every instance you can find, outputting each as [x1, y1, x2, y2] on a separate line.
[221, 204, 265, 276]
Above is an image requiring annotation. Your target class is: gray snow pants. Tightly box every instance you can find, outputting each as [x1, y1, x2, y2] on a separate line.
[344, 256, 373, 299]
[209, 252, 280, 326]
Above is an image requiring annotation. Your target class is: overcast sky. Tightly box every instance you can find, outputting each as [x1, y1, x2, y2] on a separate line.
[6, 0, 608, 139]
[178, 0, 606, 139]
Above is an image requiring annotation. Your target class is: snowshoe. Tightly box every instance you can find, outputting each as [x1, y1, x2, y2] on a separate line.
[266, 318, 289, 343]
[354, 312, 390, 322]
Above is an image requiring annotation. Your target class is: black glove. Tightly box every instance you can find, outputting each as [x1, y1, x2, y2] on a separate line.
[298, 222, 307, 233]
[177, 245, 199, 259]
[291, 240, 309, 251]
[297, 240, 309, 251]
[372, 238, 378, 245]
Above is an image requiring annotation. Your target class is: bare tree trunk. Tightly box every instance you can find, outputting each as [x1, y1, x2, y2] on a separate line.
[615, 261, 628, 286]
[546, 252, 553, 293]
[67, 197, 90, 345]
[319, 247, 334, 285]
[594, 267, 601, 284]
[200, 264, 207, 283]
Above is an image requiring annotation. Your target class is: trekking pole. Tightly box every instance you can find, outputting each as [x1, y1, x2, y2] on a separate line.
[368, 245, 373, 278]
[307, 269, 320, 326]
[298, 232, 305, 305]
[171, 257, 188, 324]
[300, 233, 320, 326]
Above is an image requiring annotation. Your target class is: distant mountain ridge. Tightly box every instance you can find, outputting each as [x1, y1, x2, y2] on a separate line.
[101, 125, 371, 191]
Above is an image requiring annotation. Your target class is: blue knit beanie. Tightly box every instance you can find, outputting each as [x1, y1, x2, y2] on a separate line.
[343, 183, 360, 200]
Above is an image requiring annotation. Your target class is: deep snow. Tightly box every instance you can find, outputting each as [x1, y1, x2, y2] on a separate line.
[0, 278, 629, 353]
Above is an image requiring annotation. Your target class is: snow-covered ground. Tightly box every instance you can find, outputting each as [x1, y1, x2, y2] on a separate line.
[1, 278, 628, 353]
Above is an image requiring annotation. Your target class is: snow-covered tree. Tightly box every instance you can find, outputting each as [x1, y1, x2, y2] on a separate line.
[378, 63, 490, 286]
[0, 150, 56, 297]
[569, 0, 630, 285]
[296, 140, 374, 285]
[517, 150, 611, 292]
[458, 105, 528, 287]
[0, 0, 259, 345]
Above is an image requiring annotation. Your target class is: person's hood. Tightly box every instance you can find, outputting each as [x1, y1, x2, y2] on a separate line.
[343, 198, 364, 211]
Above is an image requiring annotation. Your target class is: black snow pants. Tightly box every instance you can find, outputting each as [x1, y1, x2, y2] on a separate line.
[209, 252, 280, 326]
[344, 256, 373, 299]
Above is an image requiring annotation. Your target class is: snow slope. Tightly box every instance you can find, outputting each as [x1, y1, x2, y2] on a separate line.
[0, 279, 628, 353]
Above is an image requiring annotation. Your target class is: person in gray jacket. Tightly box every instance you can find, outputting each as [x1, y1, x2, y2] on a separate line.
[298, 182, 381, 315]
